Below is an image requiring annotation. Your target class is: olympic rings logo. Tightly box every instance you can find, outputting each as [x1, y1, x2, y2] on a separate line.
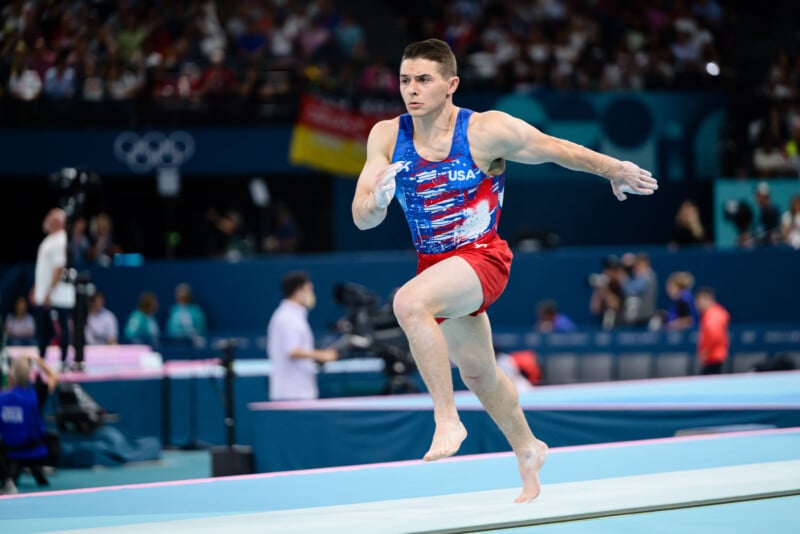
[113, 131, 195, 173]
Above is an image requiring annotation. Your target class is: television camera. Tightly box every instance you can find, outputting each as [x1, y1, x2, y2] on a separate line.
[329, 282, 418, 394]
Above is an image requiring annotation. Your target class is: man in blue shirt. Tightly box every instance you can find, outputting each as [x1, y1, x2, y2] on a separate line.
[535, 299, 576, 333]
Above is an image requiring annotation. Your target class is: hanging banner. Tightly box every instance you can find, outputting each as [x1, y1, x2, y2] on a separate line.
[289, 93, 402, 176]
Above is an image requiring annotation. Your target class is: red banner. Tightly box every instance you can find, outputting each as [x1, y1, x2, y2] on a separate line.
[289, 93, 402, 176]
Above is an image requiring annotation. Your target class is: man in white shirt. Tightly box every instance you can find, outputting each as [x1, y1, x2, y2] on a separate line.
[267, 271, 338, 401]
[33, 208, 75, 370]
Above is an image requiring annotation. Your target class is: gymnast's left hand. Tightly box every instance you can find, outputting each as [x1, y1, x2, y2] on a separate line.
[373, 161, 404, 209]
[608, 161, 658, 201]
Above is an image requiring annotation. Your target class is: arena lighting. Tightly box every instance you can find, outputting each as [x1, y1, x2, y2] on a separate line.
[705, 61, 720, 76]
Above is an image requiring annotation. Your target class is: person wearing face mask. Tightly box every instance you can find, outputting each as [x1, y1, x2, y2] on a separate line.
[266, 271, 338, 401]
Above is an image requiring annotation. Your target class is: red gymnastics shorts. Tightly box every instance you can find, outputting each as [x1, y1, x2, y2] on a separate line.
[416, 233, 513, 322]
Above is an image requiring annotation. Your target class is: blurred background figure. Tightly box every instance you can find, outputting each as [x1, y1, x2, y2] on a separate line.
[0, 354, 58, 489]
[6, 41, 43, 111]
[588, 255, 626, 330]
[124, 291, 160, 347]
[669, 199, 707, 249]
[722, 198, 755, 248]
[621, 253, 658, 327]
[535, 299, 575, 333]
[68, 216, 91, 268]
[4, 296, 36, 346]
[781, 194, 800, 249]
[267, 271, 338, 401]
[263, 202, 301, 254]
[84, 290, 119, 345]
[205, 208, 256, 261]
[752, 133, 793, 177]
[496, 348, 540, 393]
[652, 271, 699, 331]
[165, 283, 207, 345]
[695, 286, 730, 375]
[752, 182, 782, 246]
[89, 212, 122, 266]
[32, 208, 74, 371]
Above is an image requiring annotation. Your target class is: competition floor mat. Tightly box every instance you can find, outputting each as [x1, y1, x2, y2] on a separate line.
[2, 427, 799, 533]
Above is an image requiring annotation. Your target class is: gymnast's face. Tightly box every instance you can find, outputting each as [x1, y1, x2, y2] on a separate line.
[399, 58, 458, 116]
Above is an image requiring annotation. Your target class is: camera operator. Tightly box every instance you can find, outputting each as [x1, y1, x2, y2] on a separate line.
[588, 255, 626, 330]
[332, 283, 418, 394]
[33, 208, 75, 371]
[266, 271, 338, 401]
[620, 252, 658, 327]
[0, 353, 58, 490]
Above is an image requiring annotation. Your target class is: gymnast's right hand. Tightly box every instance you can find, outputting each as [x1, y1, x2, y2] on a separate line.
[373, 161, 405, 209]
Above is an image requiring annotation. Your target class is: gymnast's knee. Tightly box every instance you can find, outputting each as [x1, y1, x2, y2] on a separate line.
[460, 366, 500, 394]
[392, 287, 430, 326]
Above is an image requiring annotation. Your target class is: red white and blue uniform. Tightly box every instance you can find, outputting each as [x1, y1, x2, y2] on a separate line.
[391, 108, 505, 254]
[391, 108, 513, 317]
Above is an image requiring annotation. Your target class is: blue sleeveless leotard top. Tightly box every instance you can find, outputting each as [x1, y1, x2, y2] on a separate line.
[391, 108, 506, 254]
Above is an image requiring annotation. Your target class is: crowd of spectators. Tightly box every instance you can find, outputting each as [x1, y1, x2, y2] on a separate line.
[0, 0, 365, 126]
[745, 46, 800, 179]
[404, 0, 728, 92]
[1, 0, 732, 128]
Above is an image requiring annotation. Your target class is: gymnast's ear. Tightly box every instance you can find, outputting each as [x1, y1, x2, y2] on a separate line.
[447, 76, 460, 97]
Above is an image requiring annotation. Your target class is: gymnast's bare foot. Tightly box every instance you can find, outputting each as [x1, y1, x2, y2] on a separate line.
[514, 439, 548, 503]
[423, 420, 467, 461]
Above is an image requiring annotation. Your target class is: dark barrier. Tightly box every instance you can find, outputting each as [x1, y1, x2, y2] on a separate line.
[74, 245, 800, 334]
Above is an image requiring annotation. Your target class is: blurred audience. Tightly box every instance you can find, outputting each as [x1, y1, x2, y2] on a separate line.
[620, 252, 658, 327]
[88, 212, 122, 265]
[263, 202, 301, 254]
[0, 0, 734, 128]
[535, 299, 575, 333]
[669, 199, 707, 249]
[68, 216, 91, 268]
[752, 133, 793, 178]
[752, 182, 782, 246]
[781, 194, 800, 249]
[588, 255, 626, 330]
[4, 296, 36, 346]
[786, 117, 800, 177]
[165, 283, 207, 343]
[741, 43, 800, 178]
[123, 291, 160, 347]
[205, 208, 256, 261]
[653, 271, 698, 331]
[84, 290, 119, 345]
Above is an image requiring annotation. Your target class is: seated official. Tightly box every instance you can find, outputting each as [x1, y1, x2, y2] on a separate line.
[0, 355, 57, 487]
[4, 296, 37, 346]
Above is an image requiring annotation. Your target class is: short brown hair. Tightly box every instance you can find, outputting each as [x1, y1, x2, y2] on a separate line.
[280, 270, 310, 298]
[402, 38, 457, 78]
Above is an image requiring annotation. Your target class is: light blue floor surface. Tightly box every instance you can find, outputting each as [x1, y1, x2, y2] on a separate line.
[2, 427, 799, 533]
